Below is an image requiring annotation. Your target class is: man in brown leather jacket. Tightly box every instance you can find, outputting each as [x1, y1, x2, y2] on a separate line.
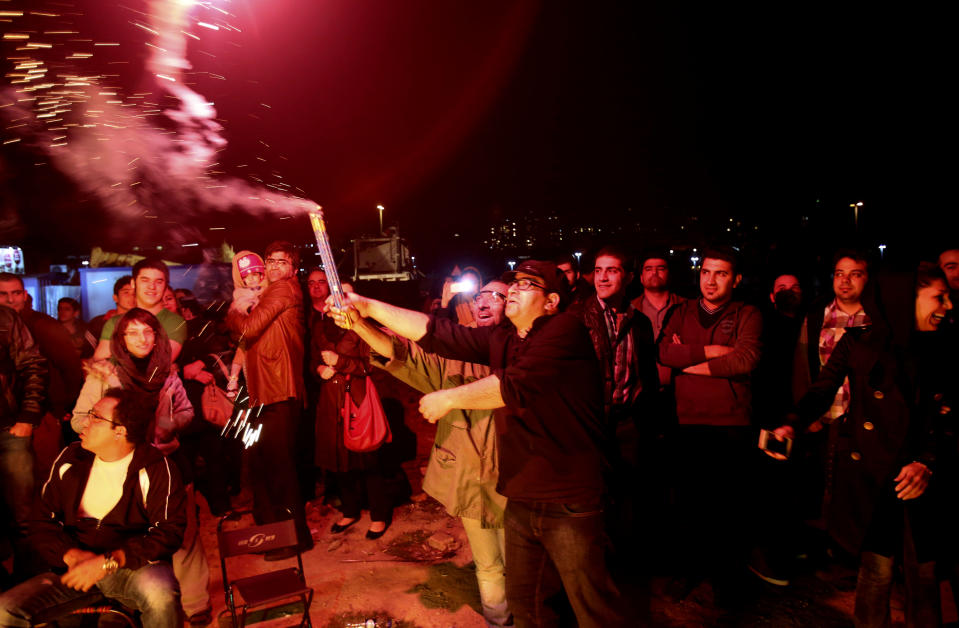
[227, 241, 310, 558]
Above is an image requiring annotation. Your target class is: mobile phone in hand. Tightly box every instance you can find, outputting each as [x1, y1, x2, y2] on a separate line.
[759, 429, 793, 459]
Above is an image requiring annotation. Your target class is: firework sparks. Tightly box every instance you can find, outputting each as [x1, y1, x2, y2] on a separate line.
[1, 0, 319, 244]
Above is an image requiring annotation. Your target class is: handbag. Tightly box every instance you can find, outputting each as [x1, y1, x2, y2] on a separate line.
[201, 352, 235, 427]
[202, 383, 234, 427]
[342, 375, 392, 452]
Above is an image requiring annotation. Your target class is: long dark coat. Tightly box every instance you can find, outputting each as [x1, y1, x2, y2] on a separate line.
[790, 322, 937, 557]
[310, 314, 377, 472]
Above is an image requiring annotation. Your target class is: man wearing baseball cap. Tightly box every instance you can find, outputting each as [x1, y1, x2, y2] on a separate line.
[327, 259, 624, 627]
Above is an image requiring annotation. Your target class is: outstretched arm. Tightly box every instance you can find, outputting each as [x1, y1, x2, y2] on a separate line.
[327, 291, 430, 342]
[418, 374, 505, 422]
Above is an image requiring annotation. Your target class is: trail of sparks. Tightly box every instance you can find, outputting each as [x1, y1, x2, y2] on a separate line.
[1, 0, 317, 245]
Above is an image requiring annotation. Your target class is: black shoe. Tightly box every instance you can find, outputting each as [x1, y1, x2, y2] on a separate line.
[365, 523, 389, 540]
[330, 518, 359, 534]
[264, 547, 298, 561]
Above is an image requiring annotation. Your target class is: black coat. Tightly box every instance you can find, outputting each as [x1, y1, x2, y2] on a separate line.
[0, 306, 47, 429]
[789, 324, 937, 556]
[419, 312, 607, 503]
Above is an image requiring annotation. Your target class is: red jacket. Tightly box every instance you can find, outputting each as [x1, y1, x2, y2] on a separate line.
[658, 299, 762, 426]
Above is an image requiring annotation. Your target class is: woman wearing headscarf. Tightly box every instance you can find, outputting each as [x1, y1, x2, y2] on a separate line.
[71, 308, 213, 625]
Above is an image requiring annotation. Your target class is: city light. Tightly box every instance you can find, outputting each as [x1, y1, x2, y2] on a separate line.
[507, 260, 516, 270]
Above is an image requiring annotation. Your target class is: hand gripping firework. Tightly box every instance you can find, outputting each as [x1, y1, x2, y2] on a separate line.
[308, 206, 353, 329]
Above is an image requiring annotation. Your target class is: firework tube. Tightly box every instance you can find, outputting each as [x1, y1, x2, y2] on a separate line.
[308, 206, 352, 329]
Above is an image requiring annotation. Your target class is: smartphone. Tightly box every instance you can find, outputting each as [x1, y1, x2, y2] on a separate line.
[758, 429, 793, 459]
[450, 278, 477, 294]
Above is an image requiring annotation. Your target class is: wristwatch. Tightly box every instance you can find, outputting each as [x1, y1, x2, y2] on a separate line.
[102, 552, 119, 574]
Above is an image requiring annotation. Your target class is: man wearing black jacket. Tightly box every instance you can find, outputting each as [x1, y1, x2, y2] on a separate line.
[0, 304, 47, 554]
[328, 260, 623, 628]
[0, 388, 185, 628]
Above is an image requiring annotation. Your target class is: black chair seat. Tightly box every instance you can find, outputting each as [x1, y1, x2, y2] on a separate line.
[231, 568, 311, 608]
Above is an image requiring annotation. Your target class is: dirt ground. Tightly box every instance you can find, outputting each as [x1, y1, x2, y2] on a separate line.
[194, 372, 958, 628]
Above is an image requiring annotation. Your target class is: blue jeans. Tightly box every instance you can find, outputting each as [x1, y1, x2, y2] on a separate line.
[0, 562, 181, 628]
[0, 430, 34, 534]
[505, 499, 625, 628]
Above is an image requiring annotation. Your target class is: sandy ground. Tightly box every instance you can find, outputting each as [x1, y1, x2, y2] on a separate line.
[190, 372, 957, 628]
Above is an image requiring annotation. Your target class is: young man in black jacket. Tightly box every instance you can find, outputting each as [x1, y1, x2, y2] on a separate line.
[0, 388, 186, 628]
[327, 260, 624, 628]
[0, 304, 47, 575]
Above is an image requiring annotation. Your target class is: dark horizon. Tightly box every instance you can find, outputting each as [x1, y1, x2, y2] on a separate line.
[2, 1, 951, 273]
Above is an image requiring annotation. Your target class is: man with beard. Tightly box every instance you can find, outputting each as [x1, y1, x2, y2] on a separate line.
[556, 254, 594, 310]
[657, 246, 762, 604]
[341, 278, 513, 627]
[326, 260, 624, 627]
[633, 252, 686, 388]
[793, 251, 870, 423]
[227, 241, 311, 558]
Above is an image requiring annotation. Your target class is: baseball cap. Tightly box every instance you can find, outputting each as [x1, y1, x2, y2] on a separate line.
[502, 260, 569, 306]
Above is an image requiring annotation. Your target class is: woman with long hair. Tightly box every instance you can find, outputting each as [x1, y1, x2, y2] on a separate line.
[312, 296, 393, 540]
[772, 263, 953, 626]
[71, 308, 213, 625]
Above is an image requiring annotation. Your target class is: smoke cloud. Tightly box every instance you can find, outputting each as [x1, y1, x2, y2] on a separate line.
[0, 0, 316, 246]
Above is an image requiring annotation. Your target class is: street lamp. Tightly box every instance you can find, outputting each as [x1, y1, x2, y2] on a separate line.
[376, 204, 385, 234]
[573, 251, 582, 266]
[878, 244, 886, 259]
[849, 201, 864, 230]
[507, 260, 516, 271]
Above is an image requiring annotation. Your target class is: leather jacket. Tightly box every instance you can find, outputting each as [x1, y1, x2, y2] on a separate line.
[227, 277, 305, 406]
[0, 306, 48, 429]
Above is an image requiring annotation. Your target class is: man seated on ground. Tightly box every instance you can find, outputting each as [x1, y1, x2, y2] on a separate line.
[0, 388, 186, 628]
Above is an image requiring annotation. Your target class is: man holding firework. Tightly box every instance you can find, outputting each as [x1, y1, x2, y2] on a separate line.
[327, 260, 624, 628]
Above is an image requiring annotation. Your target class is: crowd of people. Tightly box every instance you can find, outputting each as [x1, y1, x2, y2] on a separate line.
[0, 239, 955, 628]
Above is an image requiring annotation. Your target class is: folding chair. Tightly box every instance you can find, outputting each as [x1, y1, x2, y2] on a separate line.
[217, 510, 313, 628]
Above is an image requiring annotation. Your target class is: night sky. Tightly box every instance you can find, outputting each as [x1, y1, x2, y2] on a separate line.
[1, 1, 951, 271]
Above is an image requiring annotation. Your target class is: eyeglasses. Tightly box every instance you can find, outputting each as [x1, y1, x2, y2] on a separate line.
[509, 278, 545, 292]
[85, 409, 120, 427]
[473, 290, 507, 304]
[265, 258, 291, 267]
